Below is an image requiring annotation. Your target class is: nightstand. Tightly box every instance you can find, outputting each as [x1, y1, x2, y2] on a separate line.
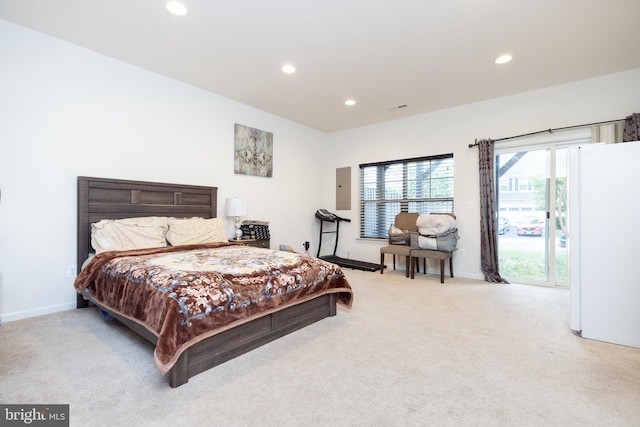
[231, 239, 270, 249]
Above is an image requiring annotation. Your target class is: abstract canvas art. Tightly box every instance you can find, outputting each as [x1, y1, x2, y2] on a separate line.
[234, 124, 273, 177]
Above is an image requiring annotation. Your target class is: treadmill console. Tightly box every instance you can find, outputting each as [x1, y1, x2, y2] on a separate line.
[315, 209, 337, 222]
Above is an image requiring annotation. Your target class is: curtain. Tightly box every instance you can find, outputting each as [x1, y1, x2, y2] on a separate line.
[623, 113, 640, 142]
[592, 123, 623, 143]
[477, 139, 509, 283]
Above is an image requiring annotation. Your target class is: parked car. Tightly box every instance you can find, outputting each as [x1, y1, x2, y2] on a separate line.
[498, 217, 510, 235]
[517, 216, 543, 236]
[559, 233, 567, 248]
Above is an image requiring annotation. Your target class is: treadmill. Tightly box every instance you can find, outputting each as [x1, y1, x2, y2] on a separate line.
[315, 209, 381, 272]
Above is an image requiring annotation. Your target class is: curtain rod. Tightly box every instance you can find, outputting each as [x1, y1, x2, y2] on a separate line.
[468, 118, 626, 148]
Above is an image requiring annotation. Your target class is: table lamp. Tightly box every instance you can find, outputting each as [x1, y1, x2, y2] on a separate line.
[226, 197, 247, 240]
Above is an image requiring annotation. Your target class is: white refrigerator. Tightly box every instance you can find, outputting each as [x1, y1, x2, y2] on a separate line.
[569, 141, 640, 349]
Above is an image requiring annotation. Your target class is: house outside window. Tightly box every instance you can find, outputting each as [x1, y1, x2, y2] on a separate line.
[359, 154, 454, 239]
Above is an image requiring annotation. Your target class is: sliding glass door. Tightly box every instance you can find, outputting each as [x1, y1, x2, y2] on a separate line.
[496, 146, 569, 286]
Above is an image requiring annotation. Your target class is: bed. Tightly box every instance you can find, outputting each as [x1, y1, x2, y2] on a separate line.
[75, 176, 353, 387]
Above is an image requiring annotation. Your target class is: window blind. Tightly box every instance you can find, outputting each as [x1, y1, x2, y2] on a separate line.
[359, 153, 454, 238]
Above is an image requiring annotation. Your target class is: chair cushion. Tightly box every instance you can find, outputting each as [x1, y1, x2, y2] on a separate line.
[380, 245, 412, 256]
[410, 248, 456, 259]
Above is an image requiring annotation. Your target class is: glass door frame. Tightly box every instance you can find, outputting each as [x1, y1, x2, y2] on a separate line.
[494, 129, 591, 287]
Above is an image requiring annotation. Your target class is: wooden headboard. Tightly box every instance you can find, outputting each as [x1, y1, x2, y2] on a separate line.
[76, 176, 218, 294]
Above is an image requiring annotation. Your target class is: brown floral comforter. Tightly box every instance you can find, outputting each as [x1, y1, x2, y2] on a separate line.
[74, 242, 353, 373]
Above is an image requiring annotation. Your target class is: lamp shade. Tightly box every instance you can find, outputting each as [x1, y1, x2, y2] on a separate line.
[226, 198, 247, 217]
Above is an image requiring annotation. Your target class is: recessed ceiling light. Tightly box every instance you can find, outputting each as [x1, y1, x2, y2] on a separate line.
[281, 64, 296, 74]
[495, 54, 512, 64]
[166, 1, 187, 16]
[345, 99, 356, 106]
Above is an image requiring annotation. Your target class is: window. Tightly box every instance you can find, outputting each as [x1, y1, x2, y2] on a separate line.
[499, 176, 534, 192]
[359, 154, 454, 238]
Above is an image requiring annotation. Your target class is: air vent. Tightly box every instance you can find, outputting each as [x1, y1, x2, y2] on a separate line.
[389, 104, 408, 110]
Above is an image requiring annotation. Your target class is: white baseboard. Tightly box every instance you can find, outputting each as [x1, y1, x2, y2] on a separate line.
[455, 272, 486, 281]
[0, 302, 76, 324]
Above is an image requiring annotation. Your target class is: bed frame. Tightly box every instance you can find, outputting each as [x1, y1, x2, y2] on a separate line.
[76, 176, 337, 387]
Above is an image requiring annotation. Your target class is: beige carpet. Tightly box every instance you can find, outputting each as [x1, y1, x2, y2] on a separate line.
[1, 269, 639, 426]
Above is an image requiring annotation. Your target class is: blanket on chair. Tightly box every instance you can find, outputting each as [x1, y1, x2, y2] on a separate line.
[416, 214, 456, 236]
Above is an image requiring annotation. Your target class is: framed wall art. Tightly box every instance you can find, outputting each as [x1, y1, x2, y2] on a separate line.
[234, 124, 273, 177]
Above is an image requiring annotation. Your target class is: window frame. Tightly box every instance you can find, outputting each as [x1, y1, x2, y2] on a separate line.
[359, 153, 454, 239]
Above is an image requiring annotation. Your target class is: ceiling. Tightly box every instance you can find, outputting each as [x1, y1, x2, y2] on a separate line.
[2, 0, 640, 133]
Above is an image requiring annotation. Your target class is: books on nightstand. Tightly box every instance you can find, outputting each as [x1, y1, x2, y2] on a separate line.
[240, 220, 270, 240]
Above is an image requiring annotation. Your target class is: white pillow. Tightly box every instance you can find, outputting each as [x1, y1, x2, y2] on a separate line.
[91, 217, 169, 253]
[166, 217, 228, 245]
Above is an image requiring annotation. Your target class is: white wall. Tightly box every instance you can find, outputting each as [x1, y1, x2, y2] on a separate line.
[2, 18, 639, 322]
[324, 68, 640, 278]
[0, 20, 331, 322]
